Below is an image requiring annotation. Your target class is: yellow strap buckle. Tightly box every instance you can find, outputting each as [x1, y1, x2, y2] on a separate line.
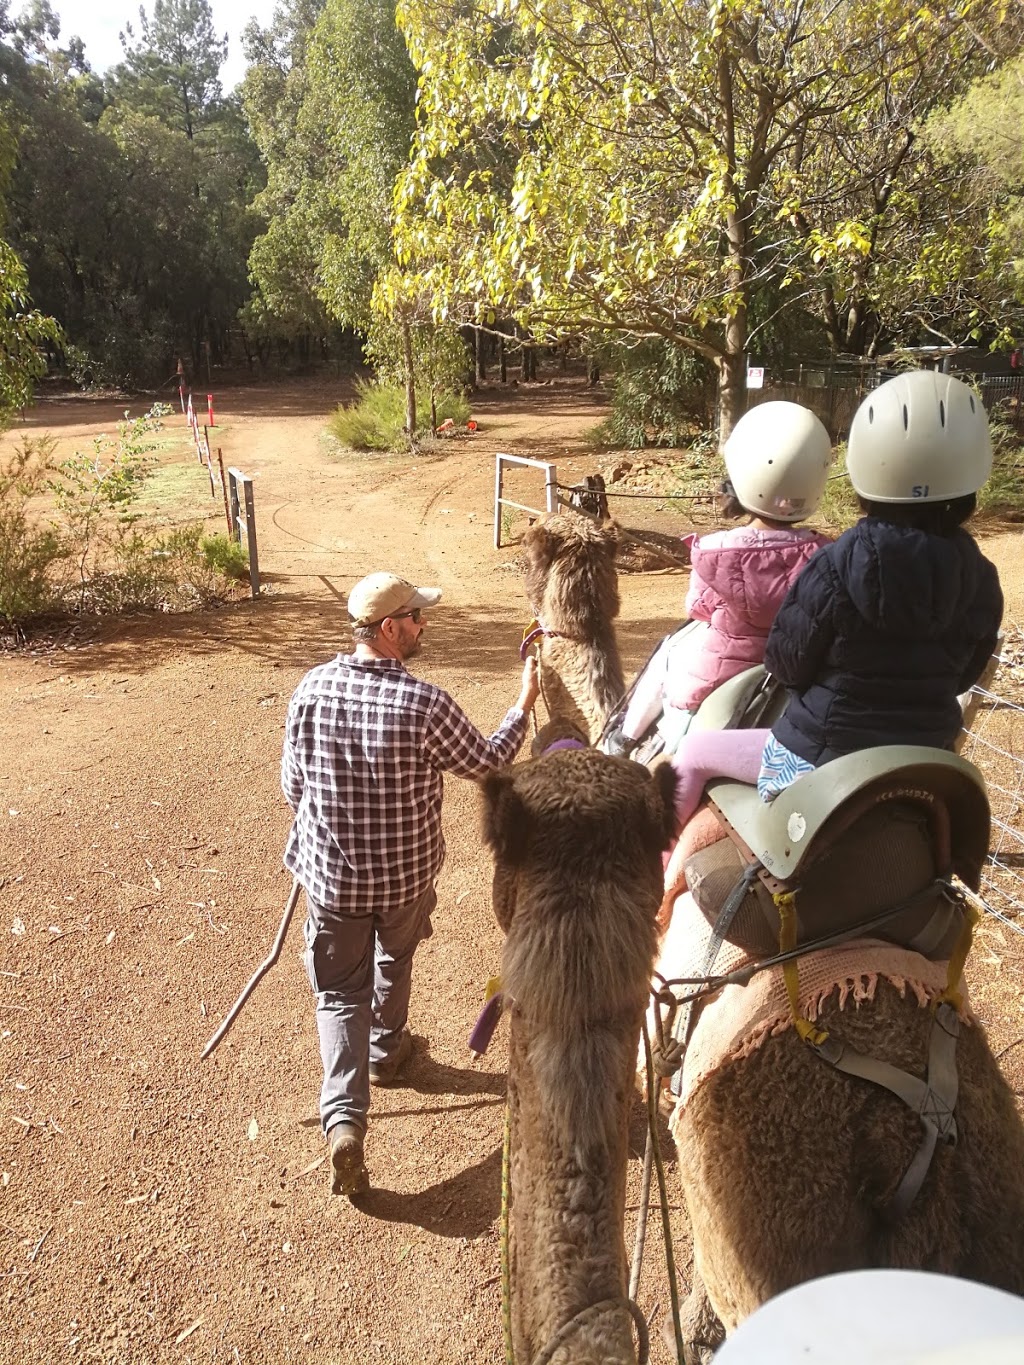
[776, 891, 830, 1049]
[937, 889, 980, 1011]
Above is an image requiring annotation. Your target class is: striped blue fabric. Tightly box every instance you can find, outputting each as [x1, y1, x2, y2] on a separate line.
[757, 732, 815, 801]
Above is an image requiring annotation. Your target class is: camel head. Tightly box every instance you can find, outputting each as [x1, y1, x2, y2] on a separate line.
[482, 748, 676, 1024]
[523, 513, 621, 636]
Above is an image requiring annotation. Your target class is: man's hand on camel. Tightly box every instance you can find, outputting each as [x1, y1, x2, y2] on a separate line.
[518, 656, 541, 713]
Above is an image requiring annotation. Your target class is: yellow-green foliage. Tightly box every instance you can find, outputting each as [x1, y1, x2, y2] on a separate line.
[0, 440, 66, 630]
[200, 532, 249, 580]
[329, 379, 470, 451]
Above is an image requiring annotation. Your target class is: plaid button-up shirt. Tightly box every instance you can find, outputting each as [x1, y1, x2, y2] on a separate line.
[282, 654, 528, 914]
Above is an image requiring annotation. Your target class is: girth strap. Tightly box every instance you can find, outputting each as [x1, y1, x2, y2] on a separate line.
[657, 860, 762, 1082]
[807, 1001, 961, 1222]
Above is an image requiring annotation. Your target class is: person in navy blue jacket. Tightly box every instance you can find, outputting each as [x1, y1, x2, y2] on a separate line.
[669, 370, 1003, 830]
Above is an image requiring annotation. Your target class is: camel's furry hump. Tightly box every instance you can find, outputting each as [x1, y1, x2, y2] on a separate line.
[522, 513, 625, 740]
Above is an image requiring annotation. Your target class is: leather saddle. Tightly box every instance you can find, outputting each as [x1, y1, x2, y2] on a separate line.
[685, 745, 990, 961]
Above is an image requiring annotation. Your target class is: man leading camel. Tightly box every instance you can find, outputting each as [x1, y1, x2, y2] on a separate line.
[281, 571, 540, 1196]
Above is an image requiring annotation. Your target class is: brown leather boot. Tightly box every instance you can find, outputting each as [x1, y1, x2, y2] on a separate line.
[329, 1122, 369, 1197]
[369, 1029, 414, 1086]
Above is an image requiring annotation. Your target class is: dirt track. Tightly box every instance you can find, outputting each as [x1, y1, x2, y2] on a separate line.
[2, 378, 1023, 1364]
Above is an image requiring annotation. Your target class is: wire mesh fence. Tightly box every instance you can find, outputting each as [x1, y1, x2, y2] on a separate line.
[960, 638, 1024, 941]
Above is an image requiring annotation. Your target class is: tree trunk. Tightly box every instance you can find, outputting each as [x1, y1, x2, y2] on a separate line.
[430, 392, 438, 434]
[402, 321, 417, 438]
[475, 326, 487, 384]
[499, 334, 507, 384]
[716, 39, 751, 449]
[715, 311, 748, 447]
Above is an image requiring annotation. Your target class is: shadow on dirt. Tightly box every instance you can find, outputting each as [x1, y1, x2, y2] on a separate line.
[352, 1145, 502, 1237]
[20, 592, 561, 680]
[8, 595, 687, 698]
[352, 1049, 508, 1236]
[403, 1050, 508, 1099]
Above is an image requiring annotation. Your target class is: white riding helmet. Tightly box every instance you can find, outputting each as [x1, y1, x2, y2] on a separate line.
[714, 1269, 1024, 1364]
[724, 401, 833, 523]
[846, 370, 992, 504]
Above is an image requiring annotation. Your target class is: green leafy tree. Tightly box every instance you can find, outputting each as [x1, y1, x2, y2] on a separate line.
[395, 0, 1011, 439]
[923, 52, 1024, 335]
[246, 0, 465, 433]
[0, 2, 261, 384]
[306, 0, 428, 429]
[0, 238, 61, 410]
[115, 0, 227, 141]
[241, 0, 336, 346]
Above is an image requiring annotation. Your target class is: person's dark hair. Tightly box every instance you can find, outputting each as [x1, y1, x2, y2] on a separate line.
[858, 493, 976, 536]
[716, 479, 747, 520]
[352, 622, 379, 643]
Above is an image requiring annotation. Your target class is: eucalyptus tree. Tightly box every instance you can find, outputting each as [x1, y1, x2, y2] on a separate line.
[0, 1, 262, 384]
[395, 0, 1010, 439]
[241, 0, 333, 346]
[923, 52, 1024, 337]
[245, 0, 464, 432]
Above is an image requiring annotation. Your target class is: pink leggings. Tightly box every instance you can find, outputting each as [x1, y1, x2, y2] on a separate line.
[669, 728, 770, 830]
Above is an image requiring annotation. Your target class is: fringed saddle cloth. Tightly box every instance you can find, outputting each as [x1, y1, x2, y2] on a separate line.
[648, 888, 971, 1118]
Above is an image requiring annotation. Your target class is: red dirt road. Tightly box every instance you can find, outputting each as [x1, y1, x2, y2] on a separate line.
[1, 378, 1022, 1365]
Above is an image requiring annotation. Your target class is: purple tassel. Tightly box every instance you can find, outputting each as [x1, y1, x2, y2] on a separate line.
[469, 991, 504, 1056]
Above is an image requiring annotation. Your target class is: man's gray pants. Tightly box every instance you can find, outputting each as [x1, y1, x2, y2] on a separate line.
[303, 885, 435, 1139]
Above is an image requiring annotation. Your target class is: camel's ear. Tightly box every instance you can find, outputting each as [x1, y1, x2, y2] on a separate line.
[482, 770, 531, 866]
[650, 759, 680, 849]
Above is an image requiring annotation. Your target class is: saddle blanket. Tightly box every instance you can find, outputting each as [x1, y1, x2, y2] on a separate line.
[648, 889, 970, 1117]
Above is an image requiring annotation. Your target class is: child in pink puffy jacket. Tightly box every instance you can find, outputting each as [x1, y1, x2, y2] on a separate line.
[614, 402, 833, 756]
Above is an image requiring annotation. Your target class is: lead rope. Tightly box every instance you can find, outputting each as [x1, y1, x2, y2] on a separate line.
[643, 1020, 686, 1365]
[501, 1098, 514, 1365]
[531, 1299, 650, 1365]
[628, 1132, 654, 1303]
[521, 621, 550, 733]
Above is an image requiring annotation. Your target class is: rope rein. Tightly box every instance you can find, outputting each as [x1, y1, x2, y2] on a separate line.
[501, 1100, 515, 1365]
[530, 1298, 650, 1365]
[642, 1022, 686, 1364]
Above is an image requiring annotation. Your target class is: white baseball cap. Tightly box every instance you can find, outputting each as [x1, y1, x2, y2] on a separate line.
[346, 573, 441, 626]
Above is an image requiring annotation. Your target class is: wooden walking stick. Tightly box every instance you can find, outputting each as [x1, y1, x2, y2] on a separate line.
[201, 880, 302, 1060]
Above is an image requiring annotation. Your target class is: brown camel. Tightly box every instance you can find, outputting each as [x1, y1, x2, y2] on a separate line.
[673, 969, 1024, 1357]
[522, 513, 625, 743]
[483, 749, 677, 1364]
[514, 530, 1024, 1361]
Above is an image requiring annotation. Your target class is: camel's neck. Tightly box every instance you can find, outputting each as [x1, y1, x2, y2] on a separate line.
[539, 633, 625, 743]
[507, 1019, 639, 1363]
